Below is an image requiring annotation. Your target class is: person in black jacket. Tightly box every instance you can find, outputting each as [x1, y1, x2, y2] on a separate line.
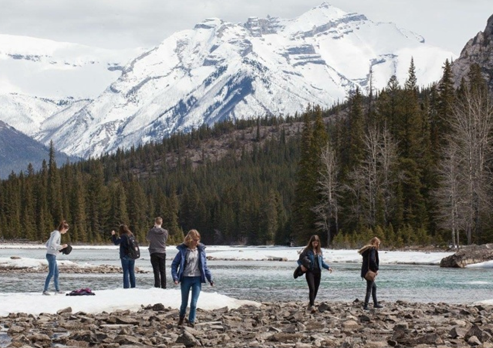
[111, 224, 136, 289]
[358, 237, 382, 310]
[147, 217, 169, 288]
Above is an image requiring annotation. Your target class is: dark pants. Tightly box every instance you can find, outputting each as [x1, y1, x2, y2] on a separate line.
[364, 279, 378, 304]
[121, 256, 136, 288]
[305, 270, 321, 306]
[150, 253, 166, 288]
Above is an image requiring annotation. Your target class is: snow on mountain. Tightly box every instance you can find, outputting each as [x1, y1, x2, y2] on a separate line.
[0, 3, 456, 159]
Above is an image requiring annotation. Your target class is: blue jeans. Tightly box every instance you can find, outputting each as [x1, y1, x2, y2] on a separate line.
[180, 276, 202, 323]
[121, 256, 136, 288]
[44, 254, 59, 292]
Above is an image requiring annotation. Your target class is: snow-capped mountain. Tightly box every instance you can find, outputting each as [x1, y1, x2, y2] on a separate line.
[0, 3, 455, 159]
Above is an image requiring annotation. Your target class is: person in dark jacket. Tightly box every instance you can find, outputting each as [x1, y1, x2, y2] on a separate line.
[298, 235, 332, 312]
[146, 217, 169, 288]
[171, 229, 213, 327]
[358, 236, 382, 310]
[111, 224, 136, 289]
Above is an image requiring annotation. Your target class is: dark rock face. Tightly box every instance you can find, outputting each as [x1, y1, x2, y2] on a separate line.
[2, 301, 493, 347]
[440, 243, 493, 268]
[451, 14, 493, 93]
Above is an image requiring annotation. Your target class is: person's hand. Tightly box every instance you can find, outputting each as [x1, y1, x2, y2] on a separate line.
[328, 267, 333, 273]
[62, 244, 68, 249]
[300, 265, 307, 272]
[174, 280, 179, 285]
[111, 230, 115, 235]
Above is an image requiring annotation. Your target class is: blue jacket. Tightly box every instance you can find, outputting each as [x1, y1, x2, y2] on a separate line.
[297, 249, 330, 271]
[171, 243, 213, 284]
[112, 234, 130, 259]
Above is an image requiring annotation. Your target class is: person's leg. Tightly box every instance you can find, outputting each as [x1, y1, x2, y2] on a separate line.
[364, 279, 373, 309]
[129, 259, 136, 288]
[150, 253, 161, 288]
[54, 258, 60, 291]
[44, 254, 56, 292]
[180, 277, 192, 320]
[188, 277, 202, 324]
[372, 281, 382, 307]
[312, 272, 321, 303]
[121, 258, 130, 288]
[159, 255, 166, 288]
[305, 271, 316, 307]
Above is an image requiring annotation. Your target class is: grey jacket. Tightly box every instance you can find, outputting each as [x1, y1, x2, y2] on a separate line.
[146, 226, 168, 254]
[45, 230, 62, 255]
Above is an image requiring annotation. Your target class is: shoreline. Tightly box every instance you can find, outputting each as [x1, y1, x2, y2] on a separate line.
[2, 300, 492, 347]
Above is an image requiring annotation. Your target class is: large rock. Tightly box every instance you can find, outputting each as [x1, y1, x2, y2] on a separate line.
[440, 244, 493, 268]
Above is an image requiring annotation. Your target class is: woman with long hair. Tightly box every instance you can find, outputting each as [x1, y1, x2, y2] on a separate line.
[171, 229, 213, 327]
[298, 235, 332, 312]
[111, 224, 136, 288]
[358, 236, 382, 310]
[43, 220, 69, 295]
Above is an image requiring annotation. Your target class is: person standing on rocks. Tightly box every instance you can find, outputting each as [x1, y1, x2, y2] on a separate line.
[43, 220, 69, 295]
[298, 235, 333, 312]
[171, 229, 214, 327]
[111, 224, 136, 289]
[358, 236, 383, 310]
[146, 217, 169, 288]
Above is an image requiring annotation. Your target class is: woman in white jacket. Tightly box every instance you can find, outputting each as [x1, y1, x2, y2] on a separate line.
[43, 220, 69, 295]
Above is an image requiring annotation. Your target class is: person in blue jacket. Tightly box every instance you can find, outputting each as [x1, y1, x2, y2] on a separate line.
[298, 235, 332, 312]
[171, 229, 213, 327]
[111, 224, 136, 289]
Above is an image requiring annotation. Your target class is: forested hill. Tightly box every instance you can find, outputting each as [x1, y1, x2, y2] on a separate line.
[1, 61, 492, 248]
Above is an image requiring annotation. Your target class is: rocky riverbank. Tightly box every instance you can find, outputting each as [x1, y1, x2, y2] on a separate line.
[2, 300, 492, 348]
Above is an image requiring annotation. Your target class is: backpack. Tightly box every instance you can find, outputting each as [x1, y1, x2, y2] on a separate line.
[126, 235, 140, 260]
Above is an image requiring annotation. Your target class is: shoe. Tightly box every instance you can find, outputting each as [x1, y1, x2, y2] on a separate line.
[374, 303, 383, 308]
[188, 322, 195, 328]
[178, 316, 184, 326]
[42, 291, 51, 296]
[55, 291, 65, 295]
[363, 304, 369, 310]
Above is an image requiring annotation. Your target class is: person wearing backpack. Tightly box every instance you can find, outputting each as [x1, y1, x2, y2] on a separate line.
[146, 217, 169, 288]
[171, 229, 214, 327]
[111, 224, 136, 288]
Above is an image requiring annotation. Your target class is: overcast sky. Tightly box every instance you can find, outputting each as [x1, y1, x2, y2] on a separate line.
[0, 0, 491, 54]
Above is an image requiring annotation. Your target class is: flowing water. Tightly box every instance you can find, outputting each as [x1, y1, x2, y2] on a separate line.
[0, 247, 491, 304]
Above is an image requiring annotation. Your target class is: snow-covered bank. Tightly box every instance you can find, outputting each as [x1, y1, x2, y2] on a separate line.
[0, 288, 259, 317]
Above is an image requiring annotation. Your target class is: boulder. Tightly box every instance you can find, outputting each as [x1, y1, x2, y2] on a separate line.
[440, 244, 493, 268]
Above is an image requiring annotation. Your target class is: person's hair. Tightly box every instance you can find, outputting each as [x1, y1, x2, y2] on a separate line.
[304, 235, 322, 255]
[119, 224, 133, 236]
[57, 220, 69, 231]
[369, 237, 381, 249]
[184, 229, 201, 247]
[155, 217, 163, 225]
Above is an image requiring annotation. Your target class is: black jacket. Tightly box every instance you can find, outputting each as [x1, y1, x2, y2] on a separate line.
[360, 247, 379, 278]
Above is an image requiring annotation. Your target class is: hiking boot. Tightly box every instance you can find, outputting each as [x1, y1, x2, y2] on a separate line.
[42, 291, 51, 296]
[374, 303, 383, 308]
[178, 316, 184, 326]
[188, 322, 195, 328]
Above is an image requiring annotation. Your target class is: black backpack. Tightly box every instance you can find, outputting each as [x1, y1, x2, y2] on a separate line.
[126, 235, 140, 260]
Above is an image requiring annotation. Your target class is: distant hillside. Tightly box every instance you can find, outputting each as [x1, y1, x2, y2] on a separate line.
[0, 120, 78, 178]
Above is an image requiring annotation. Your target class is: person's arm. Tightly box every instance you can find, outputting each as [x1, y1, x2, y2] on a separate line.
[370, 249, 379, 272]
[321, 255, 332, 272]
[171, 252, 181, 284]
[203, 251, 213, 286]
[111, 230, 121, 245]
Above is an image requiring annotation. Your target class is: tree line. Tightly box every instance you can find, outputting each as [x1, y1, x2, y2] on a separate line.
[0, 60, 492, 248]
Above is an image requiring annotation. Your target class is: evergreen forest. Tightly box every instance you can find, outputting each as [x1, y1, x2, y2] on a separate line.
[1, 60, 492, 248]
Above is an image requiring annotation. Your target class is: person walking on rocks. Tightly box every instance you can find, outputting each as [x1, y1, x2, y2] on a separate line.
[358, 236, 382, 310]
[147, 217, 169, 288]
[297, 235, 332, 312]
[171, 229, 214, 327]
[112, 224, 136, 289]
[43, 220, 69, 295]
